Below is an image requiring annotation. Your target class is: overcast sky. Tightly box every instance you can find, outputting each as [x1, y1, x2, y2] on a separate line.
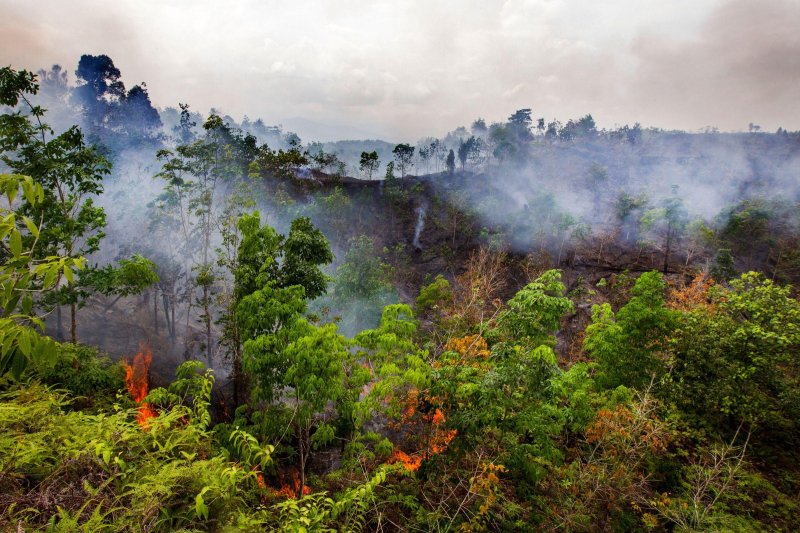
[2, 0, 799, 141]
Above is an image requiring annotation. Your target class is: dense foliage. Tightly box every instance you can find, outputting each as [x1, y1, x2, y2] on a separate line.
[2, 63, 800, 532]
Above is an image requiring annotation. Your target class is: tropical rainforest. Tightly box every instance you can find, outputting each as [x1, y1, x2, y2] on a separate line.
[1, 56, 800, 532]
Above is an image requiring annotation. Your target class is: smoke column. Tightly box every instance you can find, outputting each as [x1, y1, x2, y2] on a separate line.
[412, 200, 428, 249]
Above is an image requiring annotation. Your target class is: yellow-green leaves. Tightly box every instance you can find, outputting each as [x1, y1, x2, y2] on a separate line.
[0, 173, 84, 377]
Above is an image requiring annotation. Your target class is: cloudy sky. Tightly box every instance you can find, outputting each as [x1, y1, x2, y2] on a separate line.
[2, 0, 798, 141]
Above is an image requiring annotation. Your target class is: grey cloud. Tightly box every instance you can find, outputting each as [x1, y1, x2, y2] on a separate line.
[628, 0, 800, 131]
[0, 0, 797, 140]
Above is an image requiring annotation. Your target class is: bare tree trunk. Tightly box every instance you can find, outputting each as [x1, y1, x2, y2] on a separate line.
[162, 292, 172, 338]
[185, 298, 192, 357]
[299, 423, 309, 496]
[231, 316, 247, 407]
[204, 284, 212, 365]
[232, 352, 244, 408]
[154, 286, 159, 336]
[70, 303, 77, 344]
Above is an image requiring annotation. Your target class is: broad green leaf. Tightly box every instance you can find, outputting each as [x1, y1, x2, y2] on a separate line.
[1, 328, 15, 356]
[63, 266, 74, 284]
[17, 330, 30, 356]
[11, 349, 26, 379]
[22, 180, 36, 205]
[5, 180, 17, 205]
[42, 267, 58, 290]
[20, 293, 32, 314]
[9, 229, 21, 257]
[22, 216, 39, 238]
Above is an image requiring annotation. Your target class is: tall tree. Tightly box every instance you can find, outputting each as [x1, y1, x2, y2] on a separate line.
[280, 216, 334, 300]
[226, 211, 332, 405]
[392, 143, 414, 178]
[120, 83, 162, 140]
[508, 108, 534, 142]
[0, 172, 75, 377]
[669, 272, 800, 440]
[173, 103, 197, 144]
[72, 54, 126, 135]
[585, 271, 676, 389]
[358, 150, 379, 180]
[446, 149, 456, 175]
[2, 67, 114, 342]
[640, 190, 688, 273]
[154, 114, 248, 361]
[457, 136, 482, 171]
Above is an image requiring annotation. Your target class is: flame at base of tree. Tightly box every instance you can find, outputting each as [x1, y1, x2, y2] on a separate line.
[123, 346, 156, 429]
[391, 449, 423, 471]
[263, 469, 312, 499]
[390, 397, 457, 471]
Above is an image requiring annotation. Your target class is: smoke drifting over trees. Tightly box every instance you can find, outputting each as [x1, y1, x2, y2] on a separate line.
[2, 51, 800, 531]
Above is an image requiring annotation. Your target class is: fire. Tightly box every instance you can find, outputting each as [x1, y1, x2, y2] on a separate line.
[254, 468, 266, 490]
[391, 450, 423, 471]
[429, 409, 457, 453]
[430, 428, 457, 454]
[123, 346, 156, 428]
[270, 470, 312, 499]
[390, 407, 457, 472]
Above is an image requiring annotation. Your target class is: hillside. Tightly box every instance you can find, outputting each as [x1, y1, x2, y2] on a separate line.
[2, 58, 800, 531]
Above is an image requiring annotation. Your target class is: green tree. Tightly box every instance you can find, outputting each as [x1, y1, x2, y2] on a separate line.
[72, 54, 125, 135]
[457, 136, 482, 171]
[491, 269, 574, 349]
[280, 216, 334, 300]
[80, 254, 159, 312]
[508, 108, 534, 142]
[585, 271, 676, 389]
[250, 142, 309, 181]
[354, 304, 430, 421]
[238, 283, 307, 403]
[445, 149, 456, 175]
[283, 320, 349, 491]
[716, 199, 773, 271]
[154, 114, 248, 361]
[640, 190, 688, 273]
[214, 190, 258, 406]
[0, 174, 77, 377]
[229, 212, 332, 406]
[614, 192, 649, 240]
[173, 102, 197, 144]
[670, 272, 800, 439]
[358, 150, 379, 180]
[234, 217, 347, 488]
[392, 143, 415, 178]
[327, 237, 394, 330]
[711, 248, 737, 282]
[1, 66, 156, 343]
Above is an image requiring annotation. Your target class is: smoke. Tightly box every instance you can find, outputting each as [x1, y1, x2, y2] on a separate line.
[12, 52, 800, 378]
[4, 1, 799, 138]
[412, 199, 428, 249]
[420, 125, 800, 258]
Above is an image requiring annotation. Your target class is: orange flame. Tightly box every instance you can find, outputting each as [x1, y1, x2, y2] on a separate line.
[254, 468, 266, 490]
[123, 347, 156, 429]
[429, 408, 457, 453]
[391, 450, 423, 471]
[271, 470, 312, 498]
[389, 405, 457, 471]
